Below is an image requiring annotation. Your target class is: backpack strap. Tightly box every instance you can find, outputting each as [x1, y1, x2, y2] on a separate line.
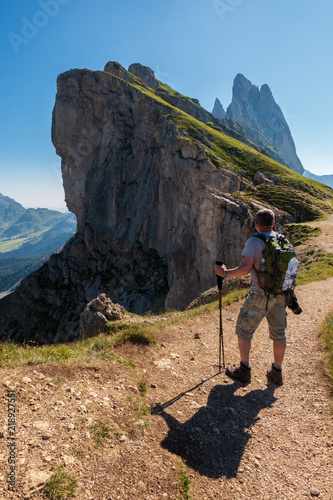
[253, 233, 269, 275]
[253, 233, 271, 310]
[254, 233, 268, 243]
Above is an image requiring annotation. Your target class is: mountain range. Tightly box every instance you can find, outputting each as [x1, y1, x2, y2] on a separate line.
[0, 193, 76, 294]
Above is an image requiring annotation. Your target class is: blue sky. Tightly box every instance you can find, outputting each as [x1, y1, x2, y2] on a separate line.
[1, 0, 332, 209]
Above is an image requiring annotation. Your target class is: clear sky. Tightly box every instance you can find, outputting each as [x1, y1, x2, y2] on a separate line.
[1, 0, 332, 209]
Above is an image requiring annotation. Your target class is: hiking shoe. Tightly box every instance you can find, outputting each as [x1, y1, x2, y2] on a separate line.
[226, 363, 251, 383]
[266, 364, 283, 386]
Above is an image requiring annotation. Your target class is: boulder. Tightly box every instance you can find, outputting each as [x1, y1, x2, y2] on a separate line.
[80, 293, 125, 340]
[254, 171, 275, 186]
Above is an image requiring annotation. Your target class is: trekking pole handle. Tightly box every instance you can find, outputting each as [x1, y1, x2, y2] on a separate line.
[215, 260, 224, 291]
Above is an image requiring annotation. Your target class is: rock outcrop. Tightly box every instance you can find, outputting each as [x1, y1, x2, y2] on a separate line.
[80, 293, 125, 340]
[0, 63, 265, 344]
[213, 74, 304, 175]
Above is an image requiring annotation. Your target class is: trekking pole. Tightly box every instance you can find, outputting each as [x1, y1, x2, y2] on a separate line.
[215, 260, 225, 371]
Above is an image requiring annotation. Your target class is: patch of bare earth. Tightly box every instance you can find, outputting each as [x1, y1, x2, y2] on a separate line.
[0, 217, 332, 499]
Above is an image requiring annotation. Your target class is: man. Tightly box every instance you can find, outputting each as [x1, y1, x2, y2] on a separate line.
[214, 208, 286, 385]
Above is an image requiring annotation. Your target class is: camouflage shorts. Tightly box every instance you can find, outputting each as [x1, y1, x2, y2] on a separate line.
[236, 292, 286, 341]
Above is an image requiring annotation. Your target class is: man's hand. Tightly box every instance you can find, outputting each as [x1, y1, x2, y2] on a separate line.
[214, 255, 255, 279]
[214, 263, 227, 277]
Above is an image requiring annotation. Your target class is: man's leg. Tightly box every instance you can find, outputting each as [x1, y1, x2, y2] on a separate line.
[238, 335, 251, 364]
[225, 333, 252, 383]
[267, 296, 286, 385]
[273, 339, 286, 367]
[226, 293, 266, 383]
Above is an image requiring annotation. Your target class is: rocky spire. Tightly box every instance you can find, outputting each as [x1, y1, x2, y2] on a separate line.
[225, 74, 304, 175]
[212, 98, 226, 120]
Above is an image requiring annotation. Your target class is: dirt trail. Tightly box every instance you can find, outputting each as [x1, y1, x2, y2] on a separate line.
[0, 219, 332, 499]
[304, 212, 333, 252]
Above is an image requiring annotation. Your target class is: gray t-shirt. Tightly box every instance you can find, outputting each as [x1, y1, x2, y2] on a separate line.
[242, 231, 277, 294]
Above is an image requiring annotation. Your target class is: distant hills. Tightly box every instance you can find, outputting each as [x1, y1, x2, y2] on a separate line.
[303, 170, 333, 189]
[0, 194, 76, 294]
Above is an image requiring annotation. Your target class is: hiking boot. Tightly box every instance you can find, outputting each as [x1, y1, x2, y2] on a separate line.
[266, 364, 283, 385]
[226, 363, 251, 383]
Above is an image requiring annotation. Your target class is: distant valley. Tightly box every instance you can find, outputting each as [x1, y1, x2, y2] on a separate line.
[0, 193, 76, 294]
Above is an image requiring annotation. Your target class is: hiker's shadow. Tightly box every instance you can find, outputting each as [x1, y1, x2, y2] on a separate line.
[153, 380, 277, 478]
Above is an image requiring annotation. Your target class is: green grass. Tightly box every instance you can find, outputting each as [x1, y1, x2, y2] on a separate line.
[297, 249, 333, 284]
[320, 312, 333, 384]
[0, 235, 36, 253]
[155, 82, 202, 109]
[0, 335, 136, 368]
[44, 466, 77, 500]
[138, 378, 148, 396]
[127, 395, 149, 419]
[244, 185, 326, 222]
[170, 111, 333, 201]
[90, 419, 110, 444]
[284, 224, 322, 246]
[178, 460, 191, 500]
[105, 322, 157, 346]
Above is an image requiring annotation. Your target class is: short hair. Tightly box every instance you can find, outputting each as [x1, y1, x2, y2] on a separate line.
[255, 208, 275, 228]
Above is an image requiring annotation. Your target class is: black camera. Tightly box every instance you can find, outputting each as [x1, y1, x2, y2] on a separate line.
[287, 293, 302, 315]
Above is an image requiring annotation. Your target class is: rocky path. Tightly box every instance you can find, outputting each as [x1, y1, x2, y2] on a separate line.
[0, 219, 332, 499]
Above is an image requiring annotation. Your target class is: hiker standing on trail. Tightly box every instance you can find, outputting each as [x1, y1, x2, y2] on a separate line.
[214, 208, 300, 386]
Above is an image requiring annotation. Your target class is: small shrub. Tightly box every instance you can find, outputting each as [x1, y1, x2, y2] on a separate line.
[90, 419, 110, 444]
[91, 336, 112, 351]
[178, 461, 191, 500]
[138, 378, 147, 396]
[44, 465, 77, 499]
[127, 396, 149, 419]
[113, 329, 157, 346]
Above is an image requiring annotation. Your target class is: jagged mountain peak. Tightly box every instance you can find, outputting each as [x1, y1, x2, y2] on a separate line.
[212, 98, 226, 120]
[212, 74, 304, 175]
[260, 83, 273, 97]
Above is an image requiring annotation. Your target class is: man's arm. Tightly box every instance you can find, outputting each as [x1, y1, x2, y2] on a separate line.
[214, 255, 255, 278]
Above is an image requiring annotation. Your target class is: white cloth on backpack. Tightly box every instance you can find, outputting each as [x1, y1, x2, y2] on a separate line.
[282, 256, 299, 290]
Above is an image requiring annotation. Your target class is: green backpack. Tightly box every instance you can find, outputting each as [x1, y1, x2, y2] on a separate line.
[254, 232, 297, 297]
